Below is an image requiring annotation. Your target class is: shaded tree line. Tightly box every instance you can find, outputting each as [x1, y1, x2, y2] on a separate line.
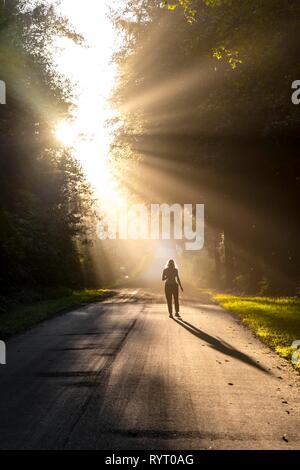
[0, 0, 96, 305]
[112, 0, 300, 294]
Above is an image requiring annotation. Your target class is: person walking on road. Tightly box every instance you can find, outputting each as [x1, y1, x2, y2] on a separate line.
[162, 259, 183, 318]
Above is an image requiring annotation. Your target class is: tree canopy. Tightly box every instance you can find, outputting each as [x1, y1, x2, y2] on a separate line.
[0, 0, 96, 304]
[111, 0, 300, 294]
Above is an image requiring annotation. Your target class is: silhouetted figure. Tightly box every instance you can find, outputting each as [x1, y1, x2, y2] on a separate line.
[162, 259, 183, 318]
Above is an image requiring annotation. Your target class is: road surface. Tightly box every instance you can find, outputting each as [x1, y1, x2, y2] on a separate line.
[0, 289, 299, 450]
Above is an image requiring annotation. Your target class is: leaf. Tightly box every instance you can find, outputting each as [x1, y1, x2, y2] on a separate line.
[167, 4, 178, 11]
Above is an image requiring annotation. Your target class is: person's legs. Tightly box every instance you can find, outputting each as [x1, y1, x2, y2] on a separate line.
[173, 284, 179, 315]
[165, 284, 173, 315]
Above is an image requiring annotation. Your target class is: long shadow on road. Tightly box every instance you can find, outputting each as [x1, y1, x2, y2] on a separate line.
[174, 318, 269, 374]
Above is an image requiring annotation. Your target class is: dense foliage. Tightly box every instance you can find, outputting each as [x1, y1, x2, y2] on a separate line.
[112, 0, 300, 294]
[0, 0, 95, 303]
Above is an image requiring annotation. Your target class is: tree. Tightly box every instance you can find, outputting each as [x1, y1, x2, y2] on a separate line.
[0, 0, 96, 301]
[111, 0, 300, 294]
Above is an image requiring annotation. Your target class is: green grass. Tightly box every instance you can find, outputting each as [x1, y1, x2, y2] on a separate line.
[215, 295, 300, 370]
[0, 289, 112, 339]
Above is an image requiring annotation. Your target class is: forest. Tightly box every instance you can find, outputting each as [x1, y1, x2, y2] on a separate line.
[0, 0, 97, 308]
[0, 0, 299, 313]
[1, 1, 300, 452]
[111, 0, 300, 294]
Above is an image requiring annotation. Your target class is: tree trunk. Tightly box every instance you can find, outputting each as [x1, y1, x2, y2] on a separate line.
[214, 231, 222, 288]
[224, 230, 235, 290]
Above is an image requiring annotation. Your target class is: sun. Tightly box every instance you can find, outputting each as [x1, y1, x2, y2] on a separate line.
[55, 120, 77, 147]
[54, 117, 124, 210]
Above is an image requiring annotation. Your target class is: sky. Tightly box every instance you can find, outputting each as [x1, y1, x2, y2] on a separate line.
[50, 0, 124, 206]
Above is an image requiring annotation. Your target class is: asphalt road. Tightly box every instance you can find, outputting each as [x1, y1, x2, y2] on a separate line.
[0, 289, 299, 450]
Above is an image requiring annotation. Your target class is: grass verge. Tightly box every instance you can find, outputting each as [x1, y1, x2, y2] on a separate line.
[215, 295, 300, 370]
[0, 289, 112, 339]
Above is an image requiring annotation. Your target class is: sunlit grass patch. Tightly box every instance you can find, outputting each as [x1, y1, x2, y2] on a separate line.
[0, 289, 111, 339]
[215, 295, 300, 369]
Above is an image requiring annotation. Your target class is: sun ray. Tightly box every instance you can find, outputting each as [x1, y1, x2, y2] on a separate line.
[48, 0, 125, 211]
